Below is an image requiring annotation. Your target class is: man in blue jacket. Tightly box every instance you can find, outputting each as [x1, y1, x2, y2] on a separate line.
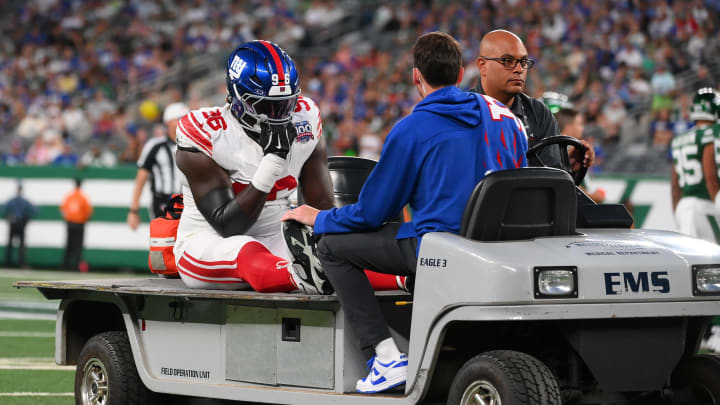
[283, 32, 528, 393]
[3, 182, 37, 268]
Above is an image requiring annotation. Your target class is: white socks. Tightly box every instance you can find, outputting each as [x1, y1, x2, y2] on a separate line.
[375, 337, 402, 362]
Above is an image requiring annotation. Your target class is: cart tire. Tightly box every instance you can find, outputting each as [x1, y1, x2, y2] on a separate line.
[671, 353, 720, 405]
[447, 350, 561, 405]
[75, 331, 152, 405]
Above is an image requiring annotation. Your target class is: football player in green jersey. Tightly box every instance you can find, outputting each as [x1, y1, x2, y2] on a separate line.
[670, 87, 720, 243]
[686, 88, 720, 353]
[708, 88, 720, 215]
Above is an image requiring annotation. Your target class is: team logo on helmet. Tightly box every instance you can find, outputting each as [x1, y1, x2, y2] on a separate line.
[228, 55, 247, 80]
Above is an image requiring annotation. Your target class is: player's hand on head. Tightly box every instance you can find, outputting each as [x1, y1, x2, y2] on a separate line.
[259, 121, 297, 159]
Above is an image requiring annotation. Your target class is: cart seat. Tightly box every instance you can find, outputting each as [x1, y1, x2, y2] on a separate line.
[461, 167, 577, 241]
[299, 156, 403, 222]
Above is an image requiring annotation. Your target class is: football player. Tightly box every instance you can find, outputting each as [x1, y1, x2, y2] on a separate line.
[172, 40, 336, 293]
[173, 40, 408, 295]
[712, 89, 720, 216]
[670, 87, 720, 243]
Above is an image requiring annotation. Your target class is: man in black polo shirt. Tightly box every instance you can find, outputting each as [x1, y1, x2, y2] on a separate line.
[473, 29, 594, 170]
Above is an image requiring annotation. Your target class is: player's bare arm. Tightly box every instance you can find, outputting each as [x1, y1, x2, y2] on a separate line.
[671, 166, 682, 211]
[283, 140, 334, 227]
[299, 139, 334, 210]
[176, 148, 267, 237]
[703, 142, 720, 202]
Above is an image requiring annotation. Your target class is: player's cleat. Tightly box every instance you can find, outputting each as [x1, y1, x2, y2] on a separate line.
[287, 263, 321, 295]
[701, 325, 720, 352]
[356, 354, 408, 393]
[283, 220, 334, 295]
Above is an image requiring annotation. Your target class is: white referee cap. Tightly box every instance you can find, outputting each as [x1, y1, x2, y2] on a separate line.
[163, 102, 190, 123]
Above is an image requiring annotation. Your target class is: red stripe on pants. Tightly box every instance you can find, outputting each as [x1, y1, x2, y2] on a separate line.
[180, 242, 295, 292]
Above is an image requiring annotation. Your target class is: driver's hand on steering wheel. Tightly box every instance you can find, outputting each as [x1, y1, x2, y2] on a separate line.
[568, 140, 595, 172]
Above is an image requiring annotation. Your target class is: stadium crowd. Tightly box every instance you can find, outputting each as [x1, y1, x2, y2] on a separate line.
[1, 0, 719, 173]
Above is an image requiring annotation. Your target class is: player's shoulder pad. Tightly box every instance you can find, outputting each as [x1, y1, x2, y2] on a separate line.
[176, 106, 228, 157]
[293, 95, 320, 119]
[292, 95, 323, 142]
[701, 126, 716, 144]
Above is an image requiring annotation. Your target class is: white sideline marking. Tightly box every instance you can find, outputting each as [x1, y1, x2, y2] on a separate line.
[0, 392, 74, 396]
[0, 300, 58, 311]
[0, 332, 54, 337]
[0, 311, 56, 320]
[0, 358, 75, 370]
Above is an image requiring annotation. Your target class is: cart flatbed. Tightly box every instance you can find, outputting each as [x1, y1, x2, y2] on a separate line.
[14, 278, 410, 302]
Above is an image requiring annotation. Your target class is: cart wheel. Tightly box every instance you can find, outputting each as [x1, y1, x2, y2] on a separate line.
[671, 353, 720, 405]
[447, 350, 561, 405]
[75, 331, 152, 405]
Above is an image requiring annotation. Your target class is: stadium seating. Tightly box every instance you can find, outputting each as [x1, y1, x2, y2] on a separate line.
[1, 0, 718, 175]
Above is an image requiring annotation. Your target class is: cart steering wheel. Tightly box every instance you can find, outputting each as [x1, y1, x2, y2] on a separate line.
[526, 135, 588, 186]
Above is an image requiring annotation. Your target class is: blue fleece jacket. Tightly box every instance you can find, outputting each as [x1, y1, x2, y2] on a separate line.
[314, 86, 528, 243]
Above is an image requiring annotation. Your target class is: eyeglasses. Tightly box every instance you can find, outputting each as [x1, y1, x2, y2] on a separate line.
[480, 56, 536, 69]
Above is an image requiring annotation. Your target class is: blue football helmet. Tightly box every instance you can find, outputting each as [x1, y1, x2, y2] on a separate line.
[226, 40, 300, 134]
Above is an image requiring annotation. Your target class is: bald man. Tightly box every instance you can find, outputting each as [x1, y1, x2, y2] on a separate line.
[474, 29, 594, 170]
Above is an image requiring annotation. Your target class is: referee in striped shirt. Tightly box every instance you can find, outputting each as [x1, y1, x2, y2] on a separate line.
[127, 102, 189, 230]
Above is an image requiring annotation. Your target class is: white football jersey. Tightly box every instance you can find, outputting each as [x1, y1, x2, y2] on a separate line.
[175, 96, 322, 243]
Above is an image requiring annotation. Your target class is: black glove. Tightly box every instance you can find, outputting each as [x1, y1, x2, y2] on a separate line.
[259, 121, 296, 159]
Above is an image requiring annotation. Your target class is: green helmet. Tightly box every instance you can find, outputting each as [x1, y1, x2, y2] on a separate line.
[690, 87, 720, 122]
[542, 91, 573, 114]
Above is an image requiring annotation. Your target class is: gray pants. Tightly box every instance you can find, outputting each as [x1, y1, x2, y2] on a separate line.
[317, 222, 417, 357]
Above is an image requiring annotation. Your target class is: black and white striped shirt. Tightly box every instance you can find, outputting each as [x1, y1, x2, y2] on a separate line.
[137, 136, 180, 197]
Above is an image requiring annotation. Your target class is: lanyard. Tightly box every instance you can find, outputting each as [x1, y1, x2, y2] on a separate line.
[511, 95, 534, 142]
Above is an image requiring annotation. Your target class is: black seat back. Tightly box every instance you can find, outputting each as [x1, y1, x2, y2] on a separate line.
[298, 156, 378, 208]
[327, 156, 378, 207]
[461, 167, 577, 241]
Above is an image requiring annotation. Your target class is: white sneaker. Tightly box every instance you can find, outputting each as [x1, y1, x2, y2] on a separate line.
[356, 354, 408, 393]
[283, 220, 333, 295]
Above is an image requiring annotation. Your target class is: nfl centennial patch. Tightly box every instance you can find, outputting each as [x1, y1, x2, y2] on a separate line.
[294, 120, 314, 143]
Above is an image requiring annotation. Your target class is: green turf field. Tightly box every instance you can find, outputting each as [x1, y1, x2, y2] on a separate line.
[0, 319, 73, 404]
[0, 269, 145, 301]
[0, 269, 146, 404]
